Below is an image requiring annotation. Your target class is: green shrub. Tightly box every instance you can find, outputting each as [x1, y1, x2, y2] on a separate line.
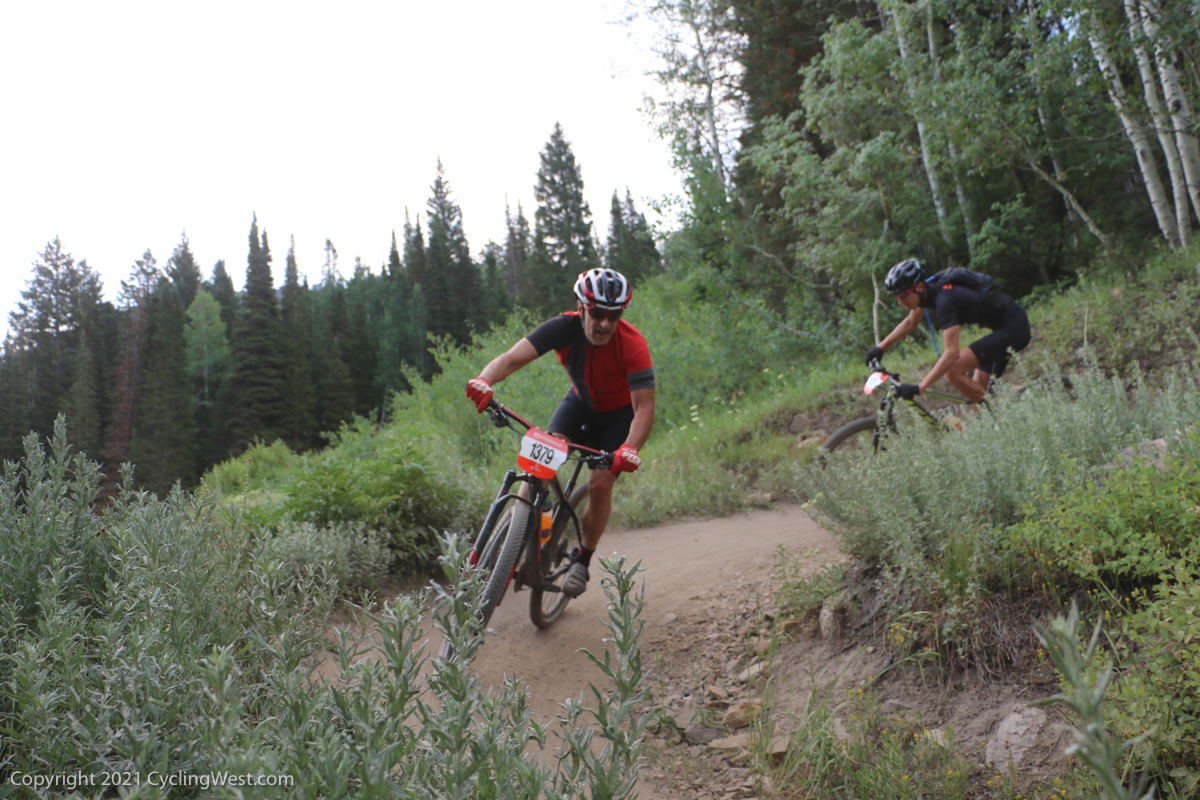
[1007, 457, 1200, 590]
[804, 362, 1200, 664]
[283, 430, 465, 573]
[203, 438, 303, 496]
[1109, 560, 1200, 788]
[265, 521, 394, 597]
[0, 421, 652, 798]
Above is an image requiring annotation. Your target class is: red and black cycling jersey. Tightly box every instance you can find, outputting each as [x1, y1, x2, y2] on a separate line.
[525, 312, 655, 412]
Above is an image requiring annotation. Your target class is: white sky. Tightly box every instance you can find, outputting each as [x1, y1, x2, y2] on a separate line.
[0, 0, 681, 336]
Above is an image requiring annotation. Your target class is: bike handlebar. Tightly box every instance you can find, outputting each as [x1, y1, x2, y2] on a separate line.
[867, 359, 902, 386]
[485, 399, 614, 467]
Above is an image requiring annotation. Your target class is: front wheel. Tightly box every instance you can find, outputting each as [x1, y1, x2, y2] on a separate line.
[529, 483, 588, 629]
[439, 501, 526, 661]
[478, 501, 533, 629]
[818, 416, 880, 465]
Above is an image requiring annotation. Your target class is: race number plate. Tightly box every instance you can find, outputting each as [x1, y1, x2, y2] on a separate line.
[517, 427, 569, 478]
[864, 372, 888, 395]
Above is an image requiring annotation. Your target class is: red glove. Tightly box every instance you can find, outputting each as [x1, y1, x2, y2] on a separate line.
[465, 377, 493, 412]
[611, 444, 641, 476]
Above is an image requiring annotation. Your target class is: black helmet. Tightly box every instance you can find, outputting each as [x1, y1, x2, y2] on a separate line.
[884, 259, 923, 295]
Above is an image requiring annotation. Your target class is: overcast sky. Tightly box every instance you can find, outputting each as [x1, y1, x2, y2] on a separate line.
[0, 1, 681, 336]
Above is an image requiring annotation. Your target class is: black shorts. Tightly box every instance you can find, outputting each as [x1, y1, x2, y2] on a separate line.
[968, 303, 1031, 379]
[547, 390, 634, 461]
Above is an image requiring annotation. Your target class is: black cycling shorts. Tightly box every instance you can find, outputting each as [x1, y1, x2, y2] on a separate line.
[547, 389, 634, 463]
[968, 302, 1031, 379]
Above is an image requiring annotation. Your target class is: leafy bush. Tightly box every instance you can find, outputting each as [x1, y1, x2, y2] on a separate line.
[283, 429, 465, 573]
[1008, 457, 1200, 590]
[203, 438, 303, 496]
[808, 363, 1200, 570]
[0, 422, 652, 797]
[1109, 560, 1200, 789]
[264, 520, 394, 597]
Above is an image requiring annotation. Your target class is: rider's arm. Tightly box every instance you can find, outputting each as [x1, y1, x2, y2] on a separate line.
[479, 338, 540, 385]
[878, 307, 925, 352]
[918, 325, 963, 392]
[624, 388, 656, 451]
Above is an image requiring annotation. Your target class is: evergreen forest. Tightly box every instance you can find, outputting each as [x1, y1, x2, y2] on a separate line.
[0, 128, 660, 494]
[6, 1, 1199, 497]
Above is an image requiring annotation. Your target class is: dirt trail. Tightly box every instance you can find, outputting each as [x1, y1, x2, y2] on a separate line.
[467, 503, 839, 733]
[317, 504, 840, 796]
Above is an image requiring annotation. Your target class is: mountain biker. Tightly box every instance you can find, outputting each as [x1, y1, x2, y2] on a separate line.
[864, 259, 1031, 404]
[464, 268, 656, 597]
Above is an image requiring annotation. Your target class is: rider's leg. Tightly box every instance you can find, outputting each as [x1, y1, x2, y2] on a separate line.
[944, 348, 987, 403]
[971, 368, 993, 395]
[580, 466, 617, 550]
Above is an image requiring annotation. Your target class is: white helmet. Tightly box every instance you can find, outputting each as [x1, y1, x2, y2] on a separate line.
[573, 268, 632, 310]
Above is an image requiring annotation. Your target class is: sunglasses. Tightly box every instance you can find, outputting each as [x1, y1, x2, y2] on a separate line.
[585, 307, 624, 322]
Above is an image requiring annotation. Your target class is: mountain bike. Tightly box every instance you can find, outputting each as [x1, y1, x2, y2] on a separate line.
[441, 399, 612, 657]
[819, 360, 972, 461]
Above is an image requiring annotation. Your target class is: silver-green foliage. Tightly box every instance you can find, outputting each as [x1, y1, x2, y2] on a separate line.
[0, 425, 648, 797]
[807, 362, 1200, 571]
[1033, 602, 1156, 800]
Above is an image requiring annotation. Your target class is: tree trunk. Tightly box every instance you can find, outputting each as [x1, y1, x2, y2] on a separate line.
[683, 2, 730, 195]
[1124, 0, 1192, 245]
[871, 274, 883, 346]
[888, 1, 953, 247]
[1088, 13, 1180, 249]
[1139, 0, 1200, 226]
[927, 0, 975, 258]
[1025, 155, 1110, 247]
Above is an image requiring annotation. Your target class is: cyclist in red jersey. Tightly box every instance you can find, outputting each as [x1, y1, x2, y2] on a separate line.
[465, 268, 656, 597]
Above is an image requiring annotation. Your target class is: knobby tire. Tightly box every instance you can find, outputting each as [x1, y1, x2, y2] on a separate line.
[529, 483, 588, 629]
[819, 416, 879, 463]
[479, 500, 533, 629]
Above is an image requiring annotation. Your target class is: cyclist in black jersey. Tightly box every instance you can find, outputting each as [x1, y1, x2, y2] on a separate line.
[464, 269, 656, 597]
[865, 259, 1031, 404]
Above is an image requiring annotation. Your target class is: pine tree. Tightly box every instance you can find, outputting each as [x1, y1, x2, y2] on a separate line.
[130, 278, 197, 495]
[505, 200, 531, 305]
[226, 216, 287, 454]
[374, 234, 420, 406]
[345, 260, 381, 418]
[207, 260, 237, 331]
[606, 189, 661, 286]
[0, 342, 32, 462]
[63, 328, 101, 457]
[167, 232, 202, 309]
[99, 251, 159, 501]
[184, 290, 232, 474]
[312, 276, 355, 434]
[480, 242, 510, 326]
[279, 238, 318, 450]
[403, 210, 427, 289]
[8, 238, 105, 438]
[423, 161, 481, 343]
[530, 124, 600, 313]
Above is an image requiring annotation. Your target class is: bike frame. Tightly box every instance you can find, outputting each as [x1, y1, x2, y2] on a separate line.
[470, 401, 609, 593]
[867, 359, 972, 435]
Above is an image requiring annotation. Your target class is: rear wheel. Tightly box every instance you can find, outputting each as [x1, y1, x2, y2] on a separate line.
[529, 483, 588, 629]
[818, 416, 881, 465]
